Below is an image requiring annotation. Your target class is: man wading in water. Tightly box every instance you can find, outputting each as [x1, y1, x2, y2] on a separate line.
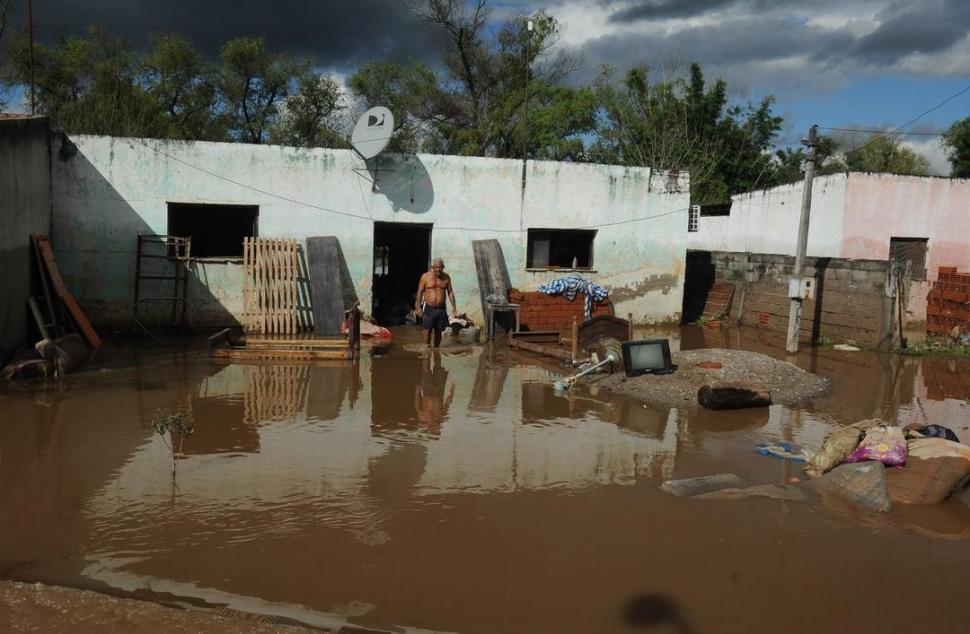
[415, 258, 456, 348]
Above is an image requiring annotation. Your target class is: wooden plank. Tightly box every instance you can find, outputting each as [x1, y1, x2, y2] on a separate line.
[234, 340, 349, 350]
[34, 236, 101, 350]
[305, 237, 346, 336]
[510, 331, 561, 343]
[510, 337, 574, 360]
[211, 348, 351, 360]
[472, 239, 513, 329]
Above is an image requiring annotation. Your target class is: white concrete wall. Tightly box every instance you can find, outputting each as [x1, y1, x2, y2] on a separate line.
[842, 173, 970, 276]
[51, 135, 689, 326]
[687, 173, 848, 257]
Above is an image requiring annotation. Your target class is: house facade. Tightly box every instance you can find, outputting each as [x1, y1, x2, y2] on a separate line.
[689, 172, 970, 327]
[49, 134, 690, 329]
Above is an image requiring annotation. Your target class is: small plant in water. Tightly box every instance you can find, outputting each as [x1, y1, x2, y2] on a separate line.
[151, 409, 194, 477]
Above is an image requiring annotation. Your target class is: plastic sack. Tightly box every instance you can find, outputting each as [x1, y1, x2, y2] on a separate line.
[804, 418, 882, 478]
[846, 425, 906, 467]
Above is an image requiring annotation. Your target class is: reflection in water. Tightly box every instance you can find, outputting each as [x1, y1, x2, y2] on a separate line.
[414, 352, 455, 432]
[2, 330, 970, 634]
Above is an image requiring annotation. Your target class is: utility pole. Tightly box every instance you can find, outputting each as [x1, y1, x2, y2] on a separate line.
[786, 125, 818, 353]
[520, 18, 533, 193]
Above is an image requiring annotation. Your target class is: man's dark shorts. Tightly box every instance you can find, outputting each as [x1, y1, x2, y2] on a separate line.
[422, 306, 449, 333]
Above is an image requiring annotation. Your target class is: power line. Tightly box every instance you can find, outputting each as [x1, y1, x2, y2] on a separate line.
[132, 137, 689, 233]
[820, 126, 945, 137]
[820, 81, 970, 155]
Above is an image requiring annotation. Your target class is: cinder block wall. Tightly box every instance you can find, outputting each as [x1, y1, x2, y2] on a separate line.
[698, 251, 894, 347]
[0, 117, 52, 362]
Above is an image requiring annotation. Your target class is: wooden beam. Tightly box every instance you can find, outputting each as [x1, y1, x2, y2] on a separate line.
[211, 348, 351, 360]
[34, 236, 101, 350]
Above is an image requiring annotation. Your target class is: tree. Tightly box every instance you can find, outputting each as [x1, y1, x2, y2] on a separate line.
[6, 25, 160, 136]
[349, 61, 445, 153]
[942, 117, 970, 177]
[591, 63, 782, 204]
[768, 135, 845, 186]
[350, 3, 594, 158]
[143, 34, 226, 141]
[215, 37, 306, 143]
[268, 72, 347, 148]
[844, 134, 931, 176]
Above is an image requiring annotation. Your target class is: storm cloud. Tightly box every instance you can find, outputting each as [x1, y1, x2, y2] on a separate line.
[4, 0, 970, 92]
[3, 0, 444, 70]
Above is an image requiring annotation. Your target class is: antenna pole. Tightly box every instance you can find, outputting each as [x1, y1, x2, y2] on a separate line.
[27, 0, 36, 114]
[520, 18, 533, 193]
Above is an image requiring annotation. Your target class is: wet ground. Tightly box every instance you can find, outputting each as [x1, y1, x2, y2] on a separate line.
[2, 325, 970, 633]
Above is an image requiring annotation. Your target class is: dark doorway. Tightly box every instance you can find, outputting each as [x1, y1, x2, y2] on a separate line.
[681, 250, 716, 323]
[372, 222, 432, 326]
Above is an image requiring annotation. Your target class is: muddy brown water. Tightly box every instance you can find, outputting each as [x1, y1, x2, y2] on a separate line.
[2, 326, 970, 633]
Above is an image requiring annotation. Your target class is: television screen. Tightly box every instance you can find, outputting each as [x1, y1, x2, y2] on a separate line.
[622, 339, 673, 377]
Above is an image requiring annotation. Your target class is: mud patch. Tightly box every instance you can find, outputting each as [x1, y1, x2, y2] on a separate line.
[590, 348, 830, 408]
[609, 273, 680, 302]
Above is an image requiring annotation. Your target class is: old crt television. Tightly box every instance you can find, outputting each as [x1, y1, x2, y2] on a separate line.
[622, 339, 674, 377]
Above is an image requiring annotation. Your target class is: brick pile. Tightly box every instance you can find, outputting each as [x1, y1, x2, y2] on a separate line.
[926, 268, 970, 336]
[509, 290, 613, 332]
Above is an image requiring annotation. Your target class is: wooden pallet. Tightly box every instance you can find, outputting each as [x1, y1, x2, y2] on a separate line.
[243, 237, 304, 335]
[209, 307, 361, 360]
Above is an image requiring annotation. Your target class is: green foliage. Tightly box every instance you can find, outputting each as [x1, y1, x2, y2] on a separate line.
[151, 409, 194, 476]
[268, 73, 347, 148]
[7, 25, 159, 137]
[590, 63, 783, 204]
[768, 135, 845, 186]
[844, 134, 931, 176]
[895, 339, 970, 357]
[215, 37, 307, 143]
[348, 61, 441, 153]
[942, 117, 970, 177]
[144, 34, 226, 141]
[2, 27, 344, 147]
[349, 6, 595, 158]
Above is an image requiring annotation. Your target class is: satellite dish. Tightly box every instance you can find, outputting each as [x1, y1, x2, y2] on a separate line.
[351, 106, 394, 160]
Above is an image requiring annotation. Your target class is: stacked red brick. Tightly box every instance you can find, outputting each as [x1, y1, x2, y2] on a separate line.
[509, 290, 613, 332]
[926, 268, 970, 336]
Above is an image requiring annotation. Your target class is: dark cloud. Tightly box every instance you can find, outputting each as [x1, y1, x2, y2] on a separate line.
[4, 0, 444, 70]
[609, 0, 734, 22]
[853, 0, 970, 62]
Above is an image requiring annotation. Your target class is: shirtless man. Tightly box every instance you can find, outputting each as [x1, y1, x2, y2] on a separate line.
[415, 258, 457, 348]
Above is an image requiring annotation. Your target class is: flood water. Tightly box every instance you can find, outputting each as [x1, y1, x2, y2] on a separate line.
[2, 326, 970, 633]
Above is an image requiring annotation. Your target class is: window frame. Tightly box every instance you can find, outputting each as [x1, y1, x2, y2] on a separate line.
[526, 228, 597, 271]
[166, 202, 259, 260]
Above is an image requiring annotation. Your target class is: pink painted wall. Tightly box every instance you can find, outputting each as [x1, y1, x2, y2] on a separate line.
[842, 173, 970, 280]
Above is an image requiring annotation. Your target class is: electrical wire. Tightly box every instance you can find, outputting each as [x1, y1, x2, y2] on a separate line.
[818, 81, 970, 154]
[819, 126, 945, 137]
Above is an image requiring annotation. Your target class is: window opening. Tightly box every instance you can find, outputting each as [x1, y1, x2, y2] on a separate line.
[688, 205, 700, 232]
[167, 203, 258, 258]
[527, 229, 596, 269]
[889, 237, 928, 281]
